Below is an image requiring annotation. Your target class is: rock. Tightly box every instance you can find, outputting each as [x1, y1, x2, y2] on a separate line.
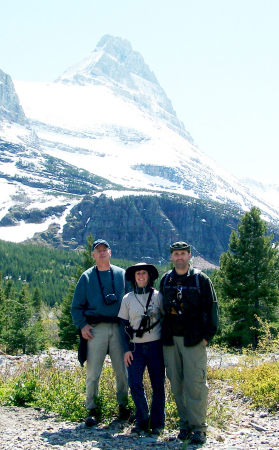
[250, 421, 268, 432]
[0, 69, 28, 125]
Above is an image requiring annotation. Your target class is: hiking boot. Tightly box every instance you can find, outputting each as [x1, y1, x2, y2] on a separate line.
[190, 431, 206, 444]
[177, 427, 192, 440]
[85, 416, 97, 427]
[85, 408, 99, 427]
[118, 405, 133, 421]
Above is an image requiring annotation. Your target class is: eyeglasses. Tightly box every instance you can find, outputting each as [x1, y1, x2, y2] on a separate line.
[177, 285, 182, 301]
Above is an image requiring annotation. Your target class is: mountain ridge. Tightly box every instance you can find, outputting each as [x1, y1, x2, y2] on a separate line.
[0, 35, 279, 266]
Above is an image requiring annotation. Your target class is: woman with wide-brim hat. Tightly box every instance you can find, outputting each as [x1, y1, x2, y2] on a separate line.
[118, 263, 165, 435]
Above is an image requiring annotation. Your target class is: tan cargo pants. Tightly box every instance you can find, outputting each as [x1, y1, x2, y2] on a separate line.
[163, 336, 208, 432]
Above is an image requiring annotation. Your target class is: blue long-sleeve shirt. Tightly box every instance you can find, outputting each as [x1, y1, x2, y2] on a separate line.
[71, 264, 130, 330]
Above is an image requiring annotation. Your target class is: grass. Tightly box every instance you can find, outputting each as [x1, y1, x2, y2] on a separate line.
[0, 352, 232, 429]
[211, 360, 279, 412]
[1, 342, 279, 431]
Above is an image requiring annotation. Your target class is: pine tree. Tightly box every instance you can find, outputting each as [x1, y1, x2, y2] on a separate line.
[0, 280, 16, 351]
[8, 284, 33, 353]
[32, 287, 42, 311]
[218, 207, 279, 348]
[0, 273, 5, 343]
[58, 234, 95, 349]
[0, 279, 47, 354]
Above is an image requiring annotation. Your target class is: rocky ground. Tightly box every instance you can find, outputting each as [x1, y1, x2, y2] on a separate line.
[0, 404, 278, 450]
[0, 349, 279, 449]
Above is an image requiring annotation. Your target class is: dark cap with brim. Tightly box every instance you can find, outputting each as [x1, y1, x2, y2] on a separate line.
[125, 263, 159, 281]
[92, 239, 111, 252]
[170, 241, 191, 253]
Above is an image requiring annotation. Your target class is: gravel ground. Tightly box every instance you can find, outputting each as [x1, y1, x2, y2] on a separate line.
[0, 403, 278, 449]
[0, 349, 279, 449]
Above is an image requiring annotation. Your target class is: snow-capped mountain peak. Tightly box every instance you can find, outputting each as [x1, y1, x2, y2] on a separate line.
[56, 34, 188, 139]
[1, 35, 279, 252]
[58, 34, 159, 88]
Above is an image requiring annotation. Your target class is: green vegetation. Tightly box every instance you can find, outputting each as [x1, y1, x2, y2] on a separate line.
[0, 353, 236, 428]
[0, 275, 50, 353]
[213, 206, 279, 348]
[0, 357, 87, 421]
[1, 206, 279, 430]
[1, 336, 278, 429]
[210, 317, 279, 412]
[212, 361, 279, 411]
[0, 240, 82, 307]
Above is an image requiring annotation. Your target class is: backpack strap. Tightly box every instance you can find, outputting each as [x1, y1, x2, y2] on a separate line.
[163, 268, 201, 295]
[193, 268, 201, 295]
[163, 269, 174, 291]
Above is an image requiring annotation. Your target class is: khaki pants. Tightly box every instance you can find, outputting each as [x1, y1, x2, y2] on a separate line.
[163, 337, 208, 432]
[86, 322, 128, 410]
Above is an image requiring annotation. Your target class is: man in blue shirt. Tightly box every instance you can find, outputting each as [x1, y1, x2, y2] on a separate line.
[71, 239, 131, 426]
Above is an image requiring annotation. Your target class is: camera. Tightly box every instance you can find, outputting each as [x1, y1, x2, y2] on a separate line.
[136, 313, 149, 337]
[104, 293, 118, 304]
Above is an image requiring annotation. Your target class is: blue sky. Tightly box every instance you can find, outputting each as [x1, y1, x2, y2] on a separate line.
[1, 0, 278, 184]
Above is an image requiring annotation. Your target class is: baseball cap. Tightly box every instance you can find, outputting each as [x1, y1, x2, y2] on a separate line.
[92, 239, 111, 252]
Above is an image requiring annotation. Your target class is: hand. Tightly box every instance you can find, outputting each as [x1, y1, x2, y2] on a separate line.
[81, 324, 94, 340]
[124, 351, 133, 367]
[203, 338, 208, 346]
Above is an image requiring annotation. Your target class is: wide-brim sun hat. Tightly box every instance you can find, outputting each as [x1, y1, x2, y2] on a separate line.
[125, 262, 159, 281]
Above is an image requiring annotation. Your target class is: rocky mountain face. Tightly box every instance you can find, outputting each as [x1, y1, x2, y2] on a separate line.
[0, 138, 122, 230]
[64, 194, 240, 265]
[12, 35, 279, 221]
[0, 36, 279, 267]
[28, 192, 279, 266]
[0, 69, 27, 125]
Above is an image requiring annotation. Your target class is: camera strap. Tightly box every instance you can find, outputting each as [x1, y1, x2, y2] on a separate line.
[134, 288, 153, 313]
[95, 266, 116, 302]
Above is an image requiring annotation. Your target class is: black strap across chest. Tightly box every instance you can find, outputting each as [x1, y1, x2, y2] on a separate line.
[163, 269, 201, 294]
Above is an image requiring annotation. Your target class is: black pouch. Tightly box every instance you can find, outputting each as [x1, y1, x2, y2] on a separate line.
[125, 325, 134, 341]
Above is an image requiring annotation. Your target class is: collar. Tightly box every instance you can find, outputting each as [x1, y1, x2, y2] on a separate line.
[134, 285, 151, 294]
[174, 264, 191, 278]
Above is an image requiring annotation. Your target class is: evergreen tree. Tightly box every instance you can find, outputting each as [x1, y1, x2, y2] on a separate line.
[0, 278, 47, 354]
[32, 287, 42, 311]
[8, 284, 33, 353]
[58, 234, 95, 349]
[217, 207, 279, 348]
[0, 280, 16, 351]
[0, 273, 5, 343]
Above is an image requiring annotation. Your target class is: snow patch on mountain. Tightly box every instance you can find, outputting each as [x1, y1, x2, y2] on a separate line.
[1, 35, 279, 249]
[240, 177, 279, 210]
[12, 77, 279, 224]
[0, 177, 79, 243]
